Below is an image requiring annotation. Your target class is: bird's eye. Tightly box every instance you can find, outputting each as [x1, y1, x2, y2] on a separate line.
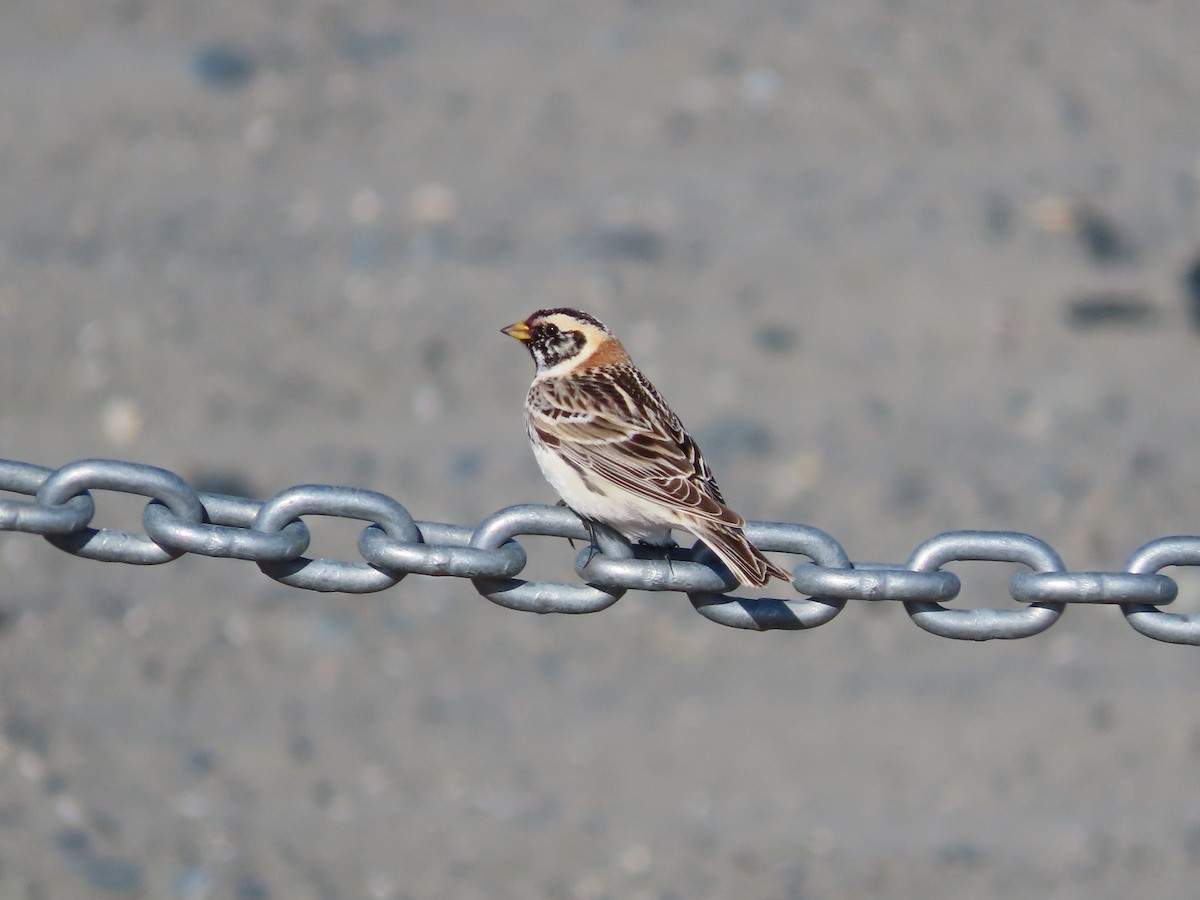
[542, 323, 559, 336]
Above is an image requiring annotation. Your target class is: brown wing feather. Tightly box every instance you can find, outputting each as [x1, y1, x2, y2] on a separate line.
[694, 521, 793, 587]
[528, 365, 739, 528]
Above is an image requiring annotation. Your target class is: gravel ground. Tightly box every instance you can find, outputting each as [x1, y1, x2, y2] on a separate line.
[3, 1, 1200, 898]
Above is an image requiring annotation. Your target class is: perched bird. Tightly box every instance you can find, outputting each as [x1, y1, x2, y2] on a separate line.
[502, 308, 790, 587]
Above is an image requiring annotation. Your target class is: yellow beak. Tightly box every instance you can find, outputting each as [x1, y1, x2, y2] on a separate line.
[501, 320, 531, 341]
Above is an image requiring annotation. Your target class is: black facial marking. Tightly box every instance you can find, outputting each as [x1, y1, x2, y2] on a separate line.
[528, 321, 586, 369]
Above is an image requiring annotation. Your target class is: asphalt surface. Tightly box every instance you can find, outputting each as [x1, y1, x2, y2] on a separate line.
[2, 2, 1200, 898]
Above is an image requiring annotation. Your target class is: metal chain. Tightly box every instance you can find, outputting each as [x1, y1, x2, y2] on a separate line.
[0, 457, 1196, 643]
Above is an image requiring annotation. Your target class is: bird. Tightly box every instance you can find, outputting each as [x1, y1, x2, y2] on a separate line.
[501, 307, 791, 587]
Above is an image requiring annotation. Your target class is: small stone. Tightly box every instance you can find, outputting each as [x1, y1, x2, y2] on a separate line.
[185, 747, 219, 776]
[1065, 293, 1157, 330]
[310, 779, 335, 808]
[56, 828, 145, 892]
[1182, 251, 1200, 332]
[1129, 446, 1167, 479]
[235, 873, 271, 900]
[1057, 88, 1091, 133]
[754, 324, 800, 354]
[420, 337, 448, 373]
[409, 183, 457, 224]
[288, 733, 315, 763]
[56, 828, 91, 857]
[1074, 206, 1132, 264]
[191, 45, 255, 90]
[936, 841, 986, 868]
[449, 448, 485, 481]
[77, 856, 145, 893]
[1033, 197, 1135, 265]
[5, 711, 48, 755]
[980, 192, 1015, 240]
[101, 397, 142, 447]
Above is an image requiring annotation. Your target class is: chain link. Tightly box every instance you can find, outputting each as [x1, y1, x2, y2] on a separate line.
[0, 457, 1197, 643]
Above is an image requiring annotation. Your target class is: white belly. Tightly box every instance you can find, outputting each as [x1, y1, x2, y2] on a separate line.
[531, 441, 674, 545]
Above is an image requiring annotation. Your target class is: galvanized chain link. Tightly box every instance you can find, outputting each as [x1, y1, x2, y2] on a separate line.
[0, 457, 1196, 643]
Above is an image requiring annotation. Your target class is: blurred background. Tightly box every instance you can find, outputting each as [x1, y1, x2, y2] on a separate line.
[2, 1, 1200, 897]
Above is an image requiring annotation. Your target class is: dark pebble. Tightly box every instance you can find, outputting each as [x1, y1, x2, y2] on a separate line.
[1073, 206, 1134, 265]
[1183, 252, 1200, 332]
[1065, 293, 1157, 330]
[449, 447, 485, 481]
[4, 710, 49, 755]
[288, 732, 315, 763]
[1057, 88, 1091, 133]
[421, 336, 449, 373]
[191, 45, 256, 90]
[185, 746, 219, 776]
[235, 873, 271, 900]
[936, 841, 987, 868]
[78, 856, 145, 893]
[980, 192, 1015, 240]
[1129, 446, 1167, 479]
[57, 829, 145, 893]
[753, 324, 800, 354]
[56, 828, 90, 857]
[95, 590, 130, 623]
[310, 779, 335, 808]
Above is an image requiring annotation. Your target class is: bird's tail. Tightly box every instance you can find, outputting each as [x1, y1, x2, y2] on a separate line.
[695, 523, 792, 588]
